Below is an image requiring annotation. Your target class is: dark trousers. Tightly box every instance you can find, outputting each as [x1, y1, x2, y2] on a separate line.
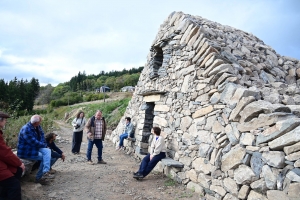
[72, 131, 83, 153]
[138, 152, 166, 177]
[0, 167, 22, 200]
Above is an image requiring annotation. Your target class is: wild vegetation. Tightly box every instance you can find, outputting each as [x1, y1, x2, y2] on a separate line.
[34, 67, 142, 108]
[1, 67, 139, 148]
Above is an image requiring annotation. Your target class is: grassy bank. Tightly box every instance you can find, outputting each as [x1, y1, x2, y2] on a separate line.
[50, 97, 131, 128]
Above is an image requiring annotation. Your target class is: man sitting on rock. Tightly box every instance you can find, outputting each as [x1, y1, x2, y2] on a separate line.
[17, 115, 54, 185]
[116, 117, 134, 151]
[45, 132, 65, 174]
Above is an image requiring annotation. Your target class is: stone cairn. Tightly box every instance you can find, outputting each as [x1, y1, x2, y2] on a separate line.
[108, 11, 300, 199]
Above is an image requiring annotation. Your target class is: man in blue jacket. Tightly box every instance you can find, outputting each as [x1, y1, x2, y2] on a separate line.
[45, 133, 65, 174]
[17, 115, 54, 184]
[116, 117, 134, 151]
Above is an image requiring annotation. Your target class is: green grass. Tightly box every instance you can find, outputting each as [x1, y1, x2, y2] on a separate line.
[164, 175, 176, 187]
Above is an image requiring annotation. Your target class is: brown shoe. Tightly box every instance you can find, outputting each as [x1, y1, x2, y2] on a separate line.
[42, 172, 55, 179]
[35, 178, 50, 185]
[97, 160, 107, 164]
[87, 160, 94, 165]
[49, 168, 56, 174]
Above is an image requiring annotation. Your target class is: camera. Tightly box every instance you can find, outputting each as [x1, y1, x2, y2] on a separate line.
[75, 124, 80, 129]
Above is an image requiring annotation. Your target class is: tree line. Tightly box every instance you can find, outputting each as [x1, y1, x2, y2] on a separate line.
[1, 67, 143, 110]
[0, 77, 40, 112]
[68, 67, 143, 91]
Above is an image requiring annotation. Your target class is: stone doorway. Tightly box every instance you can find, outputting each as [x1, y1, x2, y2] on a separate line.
[140, 102, 155, 154]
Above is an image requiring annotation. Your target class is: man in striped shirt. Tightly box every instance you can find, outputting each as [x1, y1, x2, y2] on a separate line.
[85, 110, 107, 164]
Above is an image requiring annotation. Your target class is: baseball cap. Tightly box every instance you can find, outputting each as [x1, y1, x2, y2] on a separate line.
[0, 111, 10, 119]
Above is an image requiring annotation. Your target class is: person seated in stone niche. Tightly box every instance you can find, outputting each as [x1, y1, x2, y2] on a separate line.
[116, 117, 134, 151]
[133, 126, 166, 179]
[45, 133, 65, 174]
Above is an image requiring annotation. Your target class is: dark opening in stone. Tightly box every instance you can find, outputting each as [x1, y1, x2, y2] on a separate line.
[149, 46, 163, 79]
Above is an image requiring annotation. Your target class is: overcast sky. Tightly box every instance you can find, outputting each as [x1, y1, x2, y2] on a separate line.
[0, 0, 299, 86]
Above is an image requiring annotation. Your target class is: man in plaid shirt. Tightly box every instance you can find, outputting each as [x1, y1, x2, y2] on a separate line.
[85, 110, 107, 164]
[17, 115, 54, 185]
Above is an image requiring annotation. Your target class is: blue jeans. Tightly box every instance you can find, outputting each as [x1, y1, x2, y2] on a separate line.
[119, 133, 128, 147]
[33, 148, 51, 180]
[138, 152, 166, 177]
[86, 139, 103, 161]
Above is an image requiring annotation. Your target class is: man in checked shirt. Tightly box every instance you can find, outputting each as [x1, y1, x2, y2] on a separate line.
[85, 110, 107, 164]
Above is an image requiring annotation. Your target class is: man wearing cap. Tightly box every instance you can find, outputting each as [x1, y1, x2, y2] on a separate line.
[17, 114, 54, 185]
[0, 111, 25, 200]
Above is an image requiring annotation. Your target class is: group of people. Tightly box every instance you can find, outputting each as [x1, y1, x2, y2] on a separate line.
[0, 109, 167, 199]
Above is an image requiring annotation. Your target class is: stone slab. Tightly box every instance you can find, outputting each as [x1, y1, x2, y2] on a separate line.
[161, 158, 184, 168]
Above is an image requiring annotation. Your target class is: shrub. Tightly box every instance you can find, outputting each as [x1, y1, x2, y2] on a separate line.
[3, 114, 54, 148]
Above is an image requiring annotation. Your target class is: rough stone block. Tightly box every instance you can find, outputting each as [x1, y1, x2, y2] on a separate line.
[238, 185, 250, 200]
[269, 126, 300, 150]
[221, 146, 246, 172]
[267, 190, 289, 200]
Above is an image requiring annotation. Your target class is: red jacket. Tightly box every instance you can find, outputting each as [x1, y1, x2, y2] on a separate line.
[0, 130, 22, 181]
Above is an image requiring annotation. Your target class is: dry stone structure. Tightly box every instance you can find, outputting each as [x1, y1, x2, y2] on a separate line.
[108, 11, 300, 199]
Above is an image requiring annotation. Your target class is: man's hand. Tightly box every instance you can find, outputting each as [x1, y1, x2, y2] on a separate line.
[20, 163, 25, 171]
[150, 155, 153, 161]
[61, 153, 65, 162]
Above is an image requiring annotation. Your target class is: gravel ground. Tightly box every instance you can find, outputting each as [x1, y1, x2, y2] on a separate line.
[20, 120, 200, 200]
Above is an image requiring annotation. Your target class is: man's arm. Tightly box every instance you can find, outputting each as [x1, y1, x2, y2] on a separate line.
[49, 142, 63, 155]
[85, 118, 91, 133]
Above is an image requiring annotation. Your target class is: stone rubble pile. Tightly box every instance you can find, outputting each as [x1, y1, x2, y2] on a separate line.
[109, 11, 300, 199]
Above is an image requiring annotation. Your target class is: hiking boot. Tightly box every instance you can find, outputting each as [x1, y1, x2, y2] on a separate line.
[87, 160, 94, 165]
[97, 160, 107, 164]
[118, 147, 125, 151]
[42, 172, 55, 179]
[133, 173, 144, 179]
[133, 172, 139, 175]
[35, 178, 50, 185]
[49, 168, 56, 174]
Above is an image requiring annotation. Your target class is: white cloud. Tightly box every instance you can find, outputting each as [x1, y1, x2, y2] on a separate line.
[0, 0, 299, 86]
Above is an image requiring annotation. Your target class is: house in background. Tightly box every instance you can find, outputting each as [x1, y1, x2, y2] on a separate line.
[120, 86, 135, 92]
[95, 86, 110, 93]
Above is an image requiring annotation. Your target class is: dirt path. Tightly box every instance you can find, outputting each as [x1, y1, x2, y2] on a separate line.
[21, 120, 199, 200]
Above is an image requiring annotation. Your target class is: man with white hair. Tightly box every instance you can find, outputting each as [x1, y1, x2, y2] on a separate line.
[17, 115, 54, 185]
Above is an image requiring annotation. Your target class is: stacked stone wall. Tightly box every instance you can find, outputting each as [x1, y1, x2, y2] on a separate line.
[108, 11, 300, 199]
